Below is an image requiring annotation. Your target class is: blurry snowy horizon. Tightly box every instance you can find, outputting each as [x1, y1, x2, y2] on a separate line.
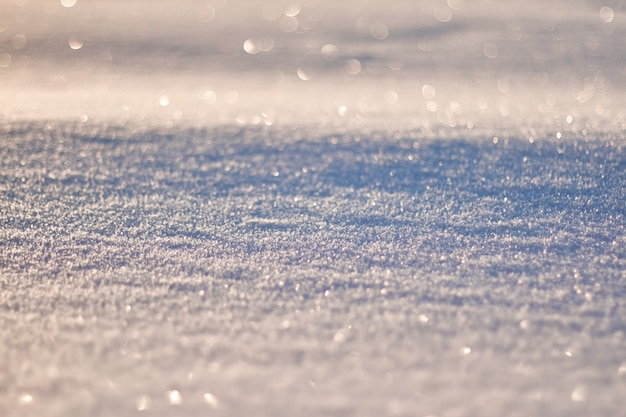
[1, 0, 625, 131]
[1, 1, 626, 417]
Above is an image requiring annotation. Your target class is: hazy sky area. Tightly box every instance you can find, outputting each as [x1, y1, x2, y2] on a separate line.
[1, 0, 625, 129]
[1, 2, 626, 417]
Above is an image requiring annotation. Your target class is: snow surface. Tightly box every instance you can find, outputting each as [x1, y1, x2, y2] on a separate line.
[1, 1, 626, 417]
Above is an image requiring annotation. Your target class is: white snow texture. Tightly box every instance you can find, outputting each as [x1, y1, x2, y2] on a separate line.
[1, 1, 626, 417]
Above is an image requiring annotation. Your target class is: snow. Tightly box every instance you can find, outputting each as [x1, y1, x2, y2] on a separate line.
[1, 1, 626, 416]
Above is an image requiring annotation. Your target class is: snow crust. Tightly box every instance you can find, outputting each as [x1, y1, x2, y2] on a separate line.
[1, 1, 626, 416]
[2, 122, 625, 417]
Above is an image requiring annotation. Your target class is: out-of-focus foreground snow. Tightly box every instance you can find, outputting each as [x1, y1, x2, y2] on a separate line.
[1, 1, 626, 417]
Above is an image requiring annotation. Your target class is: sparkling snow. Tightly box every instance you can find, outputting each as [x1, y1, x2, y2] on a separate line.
[1, 1, 625, 416]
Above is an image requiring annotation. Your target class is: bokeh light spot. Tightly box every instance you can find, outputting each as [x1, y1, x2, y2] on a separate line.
[19, 394, 33, 405]
[282, 2, 301, 17]
[279, 16, 299, 32]
[168, 390, 182, 405]
[384, 90, 398, 104]
[136, 395, 149, 411]
[204, 393, 220, 408]
[435, 6, 453, 23]
[203, 90, 216, 103]
[483, 42, 498, 59]
[422, 84, 436, 99]
[600, 6, 614, 23]
[69, 37, 84, 50]
[243, 39, 260, 54]
[345, 59, 361, 75]
[370, 23, 389, 40]
[0, 53, 11, 68]
[12, 34, 27, 50]
[321, 44, 339, 60]
[297, 68, 311, 81]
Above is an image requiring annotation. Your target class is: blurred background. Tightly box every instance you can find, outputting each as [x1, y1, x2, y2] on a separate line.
[0, 0, 624, 129]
